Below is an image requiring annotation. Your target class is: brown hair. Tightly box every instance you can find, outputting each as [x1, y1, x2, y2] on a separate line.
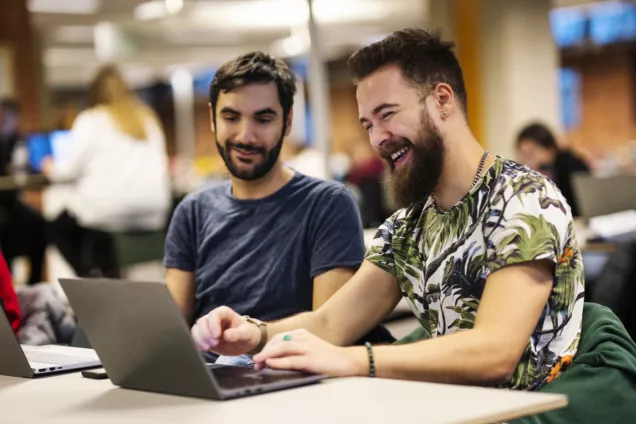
[89, 65, 158, 140]
[209, 51, 297, 125]
[348, 28, 467, 113]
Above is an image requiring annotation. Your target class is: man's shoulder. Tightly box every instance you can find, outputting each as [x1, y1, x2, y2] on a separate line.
[493, 159, 565, 200]
[292, 173, 353, 201]
[177, 183, 229, 212]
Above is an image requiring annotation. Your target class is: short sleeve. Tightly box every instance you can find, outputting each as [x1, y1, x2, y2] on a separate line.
[364, 211, 401, 276]
[309, 186, 366, 277]
[164, 195, 198, 271]
[483, 175, 571, 276]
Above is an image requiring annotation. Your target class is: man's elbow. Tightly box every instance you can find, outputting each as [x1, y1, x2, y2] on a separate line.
[478, 346, 520, 385]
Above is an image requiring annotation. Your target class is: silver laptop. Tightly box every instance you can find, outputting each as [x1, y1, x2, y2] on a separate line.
[572, 173, 636, 219]
[59, 278, 326, 400]
[0, 308, 101, 378]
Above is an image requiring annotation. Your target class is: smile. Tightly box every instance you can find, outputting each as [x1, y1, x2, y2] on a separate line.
[390, 147, 410, 166]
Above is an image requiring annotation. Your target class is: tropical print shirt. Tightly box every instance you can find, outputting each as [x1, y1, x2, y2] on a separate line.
[366, 158, 585, 390]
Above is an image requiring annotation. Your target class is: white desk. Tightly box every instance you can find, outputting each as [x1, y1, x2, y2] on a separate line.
[0, 373, 566, 424]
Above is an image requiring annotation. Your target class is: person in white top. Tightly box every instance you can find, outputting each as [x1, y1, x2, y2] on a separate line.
[41, 65, 171, 277]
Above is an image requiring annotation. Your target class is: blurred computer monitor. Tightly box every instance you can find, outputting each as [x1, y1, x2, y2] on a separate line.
[26, 130, 73, 173]
[26, 133, 53, 172]
[572, 173, 636, 219]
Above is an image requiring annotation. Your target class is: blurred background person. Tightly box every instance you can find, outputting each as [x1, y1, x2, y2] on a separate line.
[515, 122, 590, 216]
[0, 99, 47, 285]
[41, 65, 172, 277]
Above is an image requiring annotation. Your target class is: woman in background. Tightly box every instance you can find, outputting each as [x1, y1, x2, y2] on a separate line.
[42, 65, 171, 277]
[515, 122, 590, 217]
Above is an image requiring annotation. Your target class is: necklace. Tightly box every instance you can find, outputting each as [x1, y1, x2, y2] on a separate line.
[433, 150, 489, 212]
[470, 150, 490, 191]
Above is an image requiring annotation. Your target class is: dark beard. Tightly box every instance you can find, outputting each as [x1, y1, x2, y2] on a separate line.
[384, 114, 445, 209]
[216, 135, 284, 181]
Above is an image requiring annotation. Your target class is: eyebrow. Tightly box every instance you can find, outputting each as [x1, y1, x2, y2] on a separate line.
[219, 106, 278, 117]
[359, 103, 399, 123]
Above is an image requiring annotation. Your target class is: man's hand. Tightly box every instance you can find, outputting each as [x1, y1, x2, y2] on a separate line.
[191, 306, 261, 356]
[40, 156, 54, 178]
[253, 329, 365, 377]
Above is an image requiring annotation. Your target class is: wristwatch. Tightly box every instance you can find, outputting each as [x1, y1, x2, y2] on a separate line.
[242, 316, 268, 355]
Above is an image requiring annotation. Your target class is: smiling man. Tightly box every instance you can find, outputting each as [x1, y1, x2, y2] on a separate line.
[165, 52, 371, 363]
[190, 29, 585, 390]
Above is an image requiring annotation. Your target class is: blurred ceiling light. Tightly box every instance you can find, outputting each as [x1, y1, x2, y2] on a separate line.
[28, 0, 101, 14]
[134, 1, 169, 21]
[165, 0, 184, 15]
[190, 0, 391, 28]
[54, 26, 95, 43]
[272, 35, 307, 57]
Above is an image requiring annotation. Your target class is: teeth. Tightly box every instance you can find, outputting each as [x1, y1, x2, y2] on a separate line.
[391, 147, 408, 161]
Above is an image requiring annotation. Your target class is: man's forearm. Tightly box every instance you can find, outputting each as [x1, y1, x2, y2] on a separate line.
[348, 329, 517, 385]
[266, 309, 346, 346]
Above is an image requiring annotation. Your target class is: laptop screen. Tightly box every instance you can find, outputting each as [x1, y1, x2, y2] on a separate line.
[26, 133, 52, 172]
[26, 130, 74, 173]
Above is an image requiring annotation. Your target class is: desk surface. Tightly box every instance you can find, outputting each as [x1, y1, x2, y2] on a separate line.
[0, 174, 49, 191]
[0, 373, 566, 424]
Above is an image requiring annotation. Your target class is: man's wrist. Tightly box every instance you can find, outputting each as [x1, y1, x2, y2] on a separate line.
[346, 346, 371, 377]
[243, 316, 268, 354]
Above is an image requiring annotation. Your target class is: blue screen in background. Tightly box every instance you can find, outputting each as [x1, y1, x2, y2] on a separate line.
[550, 7, 588, 48]
[27, 133, 52, 172]
[589, 1, 636, 45]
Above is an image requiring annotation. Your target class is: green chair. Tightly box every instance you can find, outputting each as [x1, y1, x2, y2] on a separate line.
[83, 230, 166, 278]
[395, 303, 636, 423]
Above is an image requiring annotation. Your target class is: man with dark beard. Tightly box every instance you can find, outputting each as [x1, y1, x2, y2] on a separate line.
[190, 29, 585, 391]
[164, 52, 376, 364]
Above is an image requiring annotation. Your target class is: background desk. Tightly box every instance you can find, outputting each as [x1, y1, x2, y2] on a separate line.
[0, 373, 566, 424]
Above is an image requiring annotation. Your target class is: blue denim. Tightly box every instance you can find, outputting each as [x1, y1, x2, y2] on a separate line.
[215, 354, 255, 368]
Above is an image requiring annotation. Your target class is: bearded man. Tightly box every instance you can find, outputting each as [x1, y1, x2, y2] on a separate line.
[165, 51, 374, 364]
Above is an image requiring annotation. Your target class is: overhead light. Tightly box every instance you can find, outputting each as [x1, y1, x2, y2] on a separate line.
[134, 1, 168, 21]
[190, 0, 392, 29]
[28, 0, 101, 14]
[165, 0, 184, 15]
[272, 35, 308, 57]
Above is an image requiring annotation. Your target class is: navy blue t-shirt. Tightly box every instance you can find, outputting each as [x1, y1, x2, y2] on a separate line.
[164, 172, 365, 325]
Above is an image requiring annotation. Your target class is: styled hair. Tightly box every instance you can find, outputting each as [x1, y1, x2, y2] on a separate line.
[209, 51, 297, 122]
[516, 123, 558, 150]
[89, 65, 158, 141]
[348, 28, 467, 112]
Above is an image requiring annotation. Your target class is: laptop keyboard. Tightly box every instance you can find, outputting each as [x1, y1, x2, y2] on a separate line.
[25, 351, 91, 366]
[212, 367, 309, 390]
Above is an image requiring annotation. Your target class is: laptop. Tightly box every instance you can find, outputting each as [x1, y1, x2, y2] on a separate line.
[572, 173, 636, 220]
[59, 278, 326, 400]
[26, 130, 73, 173]
[572, 173, 636, 242]
[0, 307, 101, 378]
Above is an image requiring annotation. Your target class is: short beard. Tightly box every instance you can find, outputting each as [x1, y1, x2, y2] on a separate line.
[216, 132, 284, 181]
[385, 111, 445, 209]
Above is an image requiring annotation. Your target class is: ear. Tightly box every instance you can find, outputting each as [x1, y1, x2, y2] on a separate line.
[433, 83, 455, 121]
[208, 103, 215, 133]
[284, 108, 294, 137]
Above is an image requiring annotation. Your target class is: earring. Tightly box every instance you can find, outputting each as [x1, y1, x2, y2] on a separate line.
[441, 111, 448, 120]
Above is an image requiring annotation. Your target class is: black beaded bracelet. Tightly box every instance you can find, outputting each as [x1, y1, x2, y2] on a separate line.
[364, 342, 376, 378]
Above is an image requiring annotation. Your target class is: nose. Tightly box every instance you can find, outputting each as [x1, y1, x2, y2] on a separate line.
[235, 120, 258, 145]
[369, 125, 390, 150]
